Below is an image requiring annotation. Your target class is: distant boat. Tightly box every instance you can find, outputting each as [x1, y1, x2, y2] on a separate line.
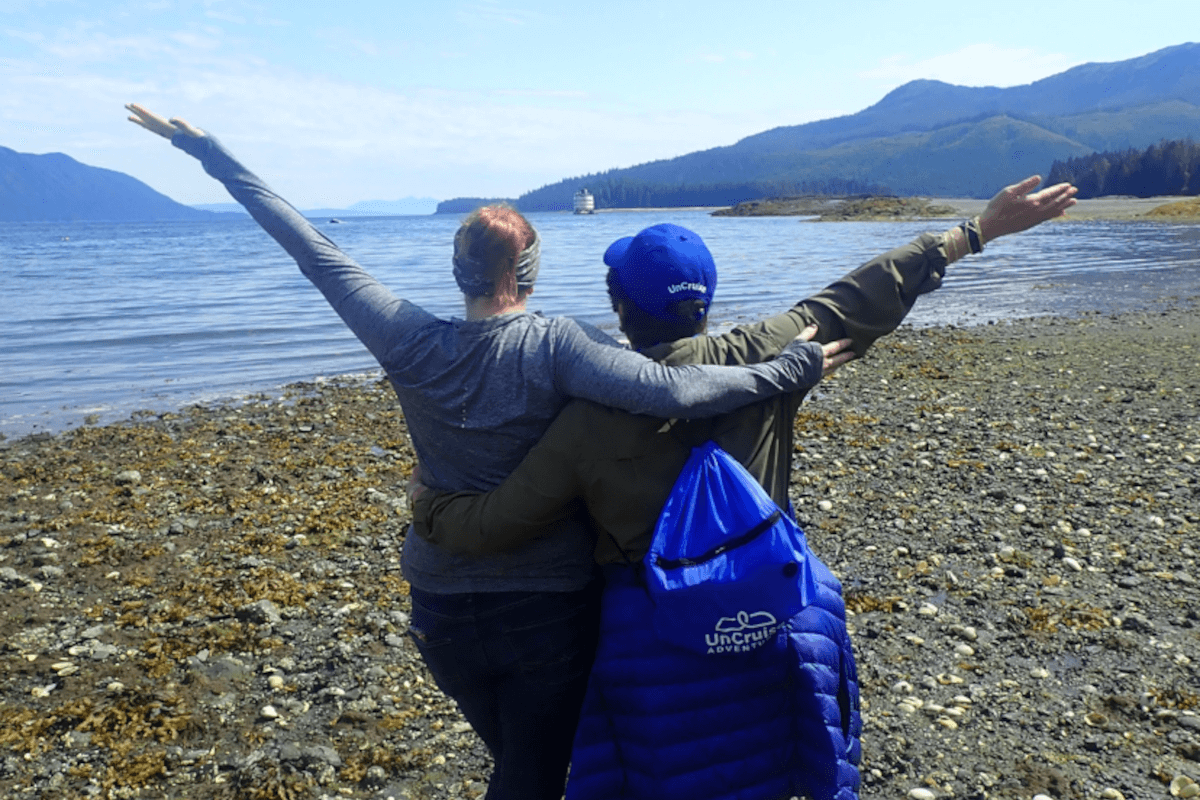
[573, 189, 595, 215]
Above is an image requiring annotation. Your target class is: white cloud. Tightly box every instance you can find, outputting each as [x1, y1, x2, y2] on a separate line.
[2, 36, 782, 207]
[859, 44, 1080, 89]
[6, 23, 224, 62]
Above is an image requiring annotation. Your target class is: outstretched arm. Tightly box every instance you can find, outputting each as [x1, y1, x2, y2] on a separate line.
[803, 174, 1079, 350]
[126, 103, 435, 365]
[701, 175, 1079, 361]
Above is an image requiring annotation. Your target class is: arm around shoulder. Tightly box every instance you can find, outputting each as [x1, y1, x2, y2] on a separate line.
[411, 403, 590, 555]
[554, 318, 826, 418]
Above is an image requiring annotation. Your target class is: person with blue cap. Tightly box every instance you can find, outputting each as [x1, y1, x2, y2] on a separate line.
[604, 222, 717, 326]
[409, 176, 1077, 800]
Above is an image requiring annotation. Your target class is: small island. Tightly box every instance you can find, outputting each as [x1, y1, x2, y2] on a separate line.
[712, 195, 959, 220]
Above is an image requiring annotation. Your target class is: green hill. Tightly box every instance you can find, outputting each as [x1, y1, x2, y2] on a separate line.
[0, 147, 219, 222]
[494, 42, 1200, 211]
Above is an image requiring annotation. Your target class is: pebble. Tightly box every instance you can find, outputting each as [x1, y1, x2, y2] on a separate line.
[951, 625, 978, 642]
[113, 470, 142, 486]
[1171, 776, 1199, 798]
[908, 789, 936, 800]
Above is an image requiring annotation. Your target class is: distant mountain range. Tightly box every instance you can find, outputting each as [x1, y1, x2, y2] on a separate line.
[5, 42, 1199, 221]
[497, 41, 1200, 211]
[0, 148, 437, 223]
[0, 147, 223, 222]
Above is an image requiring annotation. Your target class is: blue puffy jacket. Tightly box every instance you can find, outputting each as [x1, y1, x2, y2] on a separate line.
[566, 559, 861, 800]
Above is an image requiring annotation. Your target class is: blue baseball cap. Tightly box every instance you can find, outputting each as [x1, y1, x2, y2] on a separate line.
[604, 223, 717, 321]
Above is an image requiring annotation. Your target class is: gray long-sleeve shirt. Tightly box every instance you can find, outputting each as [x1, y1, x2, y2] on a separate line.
[172, 133, 823, 593]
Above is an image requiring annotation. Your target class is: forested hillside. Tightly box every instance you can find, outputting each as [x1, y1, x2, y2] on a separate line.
[436, 42, 1200, 212]
[1048, 139, 1200, 198]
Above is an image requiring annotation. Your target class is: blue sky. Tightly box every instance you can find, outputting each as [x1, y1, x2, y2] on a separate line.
[2, 1, 1197, 208]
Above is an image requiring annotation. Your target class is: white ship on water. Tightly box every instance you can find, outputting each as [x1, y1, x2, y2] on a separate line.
[573, 188, 595, 215]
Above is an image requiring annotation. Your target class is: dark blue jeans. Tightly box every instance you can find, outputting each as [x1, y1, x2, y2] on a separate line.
[408, 582, 602, 800]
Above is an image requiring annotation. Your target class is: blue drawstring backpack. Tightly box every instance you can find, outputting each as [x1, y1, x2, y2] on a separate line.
[569, 439, 862, 800]
[644, 440, 822, 656]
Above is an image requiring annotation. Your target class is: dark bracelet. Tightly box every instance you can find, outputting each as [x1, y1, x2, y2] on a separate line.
[962, 217, 984, 254]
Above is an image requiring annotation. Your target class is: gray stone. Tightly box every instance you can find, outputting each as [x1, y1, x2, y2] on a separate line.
[236, 599, 283, 626]
[113, 470, 142, 486]
[302, 745, 342, 768]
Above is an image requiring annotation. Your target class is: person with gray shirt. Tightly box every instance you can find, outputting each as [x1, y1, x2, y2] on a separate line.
[127, 103, 830, 800]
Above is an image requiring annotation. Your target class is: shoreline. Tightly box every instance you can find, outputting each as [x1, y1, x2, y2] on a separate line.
[1, 300, 1197, 798]
[704, 195, 1200, 221]
[933, 195, 1199, 222]
[7, 282, 1200, 446]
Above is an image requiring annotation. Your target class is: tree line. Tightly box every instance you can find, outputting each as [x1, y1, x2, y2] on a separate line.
[1047, 138, 1200, 199]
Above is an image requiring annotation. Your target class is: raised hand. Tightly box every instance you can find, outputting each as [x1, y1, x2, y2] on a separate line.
[979, 175, 1078, 242]
[125, 103, 205, 140]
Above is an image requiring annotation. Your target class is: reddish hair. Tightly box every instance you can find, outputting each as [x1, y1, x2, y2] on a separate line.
[454, 204, 536, 304]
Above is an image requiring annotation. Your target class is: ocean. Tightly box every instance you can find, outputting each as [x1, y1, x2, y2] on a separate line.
[3, 210, 1199, 440]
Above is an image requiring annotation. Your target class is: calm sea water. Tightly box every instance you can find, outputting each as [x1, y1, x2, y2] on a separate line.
[3, 210, 1199, 439]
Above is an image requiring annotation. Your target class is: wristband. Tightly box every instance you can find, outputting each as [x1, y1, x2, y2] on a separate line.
[963, 217, 984, 254]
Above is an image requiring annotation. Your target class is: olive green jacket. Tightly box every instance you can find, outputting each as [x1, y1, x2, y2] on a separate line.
[412, 232, 950, 565]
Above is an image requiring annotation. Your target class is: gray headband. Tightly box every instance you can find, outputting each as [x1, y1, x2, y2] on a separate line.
[452, 232, 541, 297]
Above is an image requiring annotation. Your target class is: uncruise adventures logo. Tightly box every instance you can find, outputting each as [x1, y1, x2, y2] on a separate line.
[666, 282, 707, 295]
[705, 610, 780, 654]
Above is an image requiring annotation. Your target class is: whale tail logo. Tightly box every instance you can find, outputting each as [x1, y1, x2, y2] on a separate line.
[714, 610, 778, 633]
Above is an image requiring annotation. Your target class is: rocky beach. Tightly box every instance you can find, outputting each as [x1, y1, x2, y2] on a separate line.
[2, 291, 1199, 799]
